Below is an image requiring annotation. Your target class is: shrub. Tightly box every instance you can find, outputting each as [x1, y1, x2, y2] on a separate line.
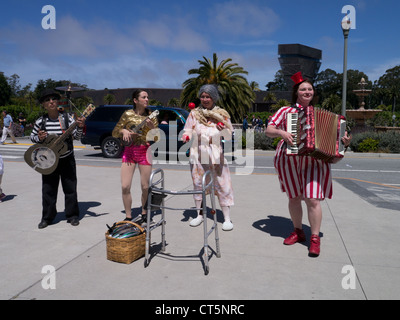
[357, 138, 379, 152]
[350, 131, 400, 153]
[378, 131, 400, 153]
[253, 131, 275, 150]
[350, 131, 379, 152]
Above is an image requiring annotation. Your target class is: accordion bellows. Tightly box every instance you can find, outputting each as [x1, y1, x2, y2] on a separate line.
[287, 106, 346, 163]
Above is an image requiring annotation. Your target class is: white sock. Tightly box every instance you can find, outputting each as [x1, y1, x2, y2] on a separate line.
[221, 206, 231, 222]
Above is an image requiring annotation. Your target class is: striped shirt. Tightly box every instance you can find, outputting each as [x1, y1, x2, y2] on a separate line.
[30, 114, 83, 158]
[269, 104, 333, 200]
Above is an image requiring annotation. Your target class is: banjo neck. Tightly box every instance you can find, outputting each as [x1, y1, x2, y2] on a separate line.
[49, 118, 78, 147]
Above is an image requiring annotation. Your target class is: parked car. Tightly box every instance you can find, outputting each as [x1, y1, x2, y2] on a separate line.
[81, 105, 190, 158]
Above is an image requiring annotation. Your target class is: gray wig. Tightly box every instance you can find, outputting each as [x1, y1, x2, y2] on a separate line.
[198, 84, 219, 103]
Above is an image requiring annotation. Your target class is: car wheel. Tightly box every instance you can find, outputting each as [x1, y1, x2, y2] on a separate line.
[101, 136, 123, 158]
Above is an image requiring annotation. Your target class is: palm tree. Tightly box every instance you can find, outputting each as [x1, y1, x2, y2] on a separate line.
[263, 92, 277, 104]
[167, 98, 180, 107]
[180, 53, 255, 122]
[103, 94, 116, 105]
[322, 94, 341, 114]
[271, 99, 290, 112]
[149, 99, 162, 106]
[250, 81, 260, 91]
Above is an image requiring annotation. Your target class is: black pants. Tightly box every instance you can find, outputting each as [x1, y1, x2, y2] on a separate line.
[41, 154, 80, 223]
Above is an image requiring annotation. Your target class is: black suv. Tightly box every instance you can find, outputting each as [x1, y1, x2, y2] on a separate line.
[81, 105, 190, 158]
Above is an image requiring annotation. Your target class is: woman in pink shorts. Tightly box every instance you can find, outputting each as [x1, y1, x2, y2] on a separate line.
[112, 89, 158, 225]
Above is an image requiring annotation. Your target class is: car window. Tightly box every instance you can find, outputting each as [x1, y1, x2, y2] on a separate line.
[87, 107, 129, 122]
[178, 109, 189, 119]
[158, 110, 179, 124]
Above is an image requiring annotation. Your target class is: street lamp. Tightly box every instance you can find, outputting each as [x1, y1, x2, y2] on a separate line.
[341, 15, 351, 117]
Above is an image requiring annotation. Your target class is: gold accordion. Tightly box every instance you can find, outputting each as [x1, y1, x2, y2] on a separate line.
[286, 106, 346, 163]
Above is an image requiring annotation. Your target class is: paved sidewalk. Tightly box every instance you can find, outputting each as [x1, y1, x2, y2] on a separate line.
[1, 154, 400, 300]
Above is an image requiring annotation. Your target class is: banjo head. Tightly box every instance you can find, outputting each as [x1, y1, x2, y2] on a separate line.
[30, 147, 57, 170]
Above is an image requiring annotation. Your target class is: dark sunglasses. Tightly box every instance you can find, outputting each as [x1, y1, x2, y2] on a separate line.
[44, 96, 59, 102]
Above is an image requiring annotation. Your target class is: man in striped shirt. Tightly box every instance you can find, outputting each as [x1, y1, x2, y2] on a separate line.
[31, 89, 85, 229]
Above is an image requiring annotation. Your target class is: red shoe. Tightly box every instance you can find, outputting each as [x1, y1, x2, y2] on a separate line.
[309, 234, 320, 257]
[284, 228, 306, 245]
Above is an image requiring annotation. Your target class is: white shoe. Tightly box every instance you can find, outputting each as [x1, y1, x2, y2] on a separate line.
[222, 221, 233, 231]
[190, 216, 204, 227]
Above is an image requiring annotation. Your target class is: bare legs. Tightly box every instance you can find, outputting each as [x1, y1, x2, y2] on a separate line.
[121, 162, 152, 219]
[288, 196, 322, 235]
[286, 196, 322, 256]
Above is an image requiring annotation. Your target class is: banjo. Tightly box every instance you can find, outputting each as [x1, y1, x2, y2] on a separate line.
[122, 110, 159, 147]
[24, 104, 96, 175]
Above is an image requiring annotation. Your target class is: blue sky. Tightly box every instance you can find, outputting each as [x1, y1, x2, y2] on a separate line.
[1, 0, 399, 90]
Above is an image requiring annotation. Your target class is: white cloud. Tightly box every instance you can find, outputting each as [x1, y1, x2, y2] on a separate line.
[210, 1, 280, 38]
[1, 13, 208, 60]
[1, 16, 143, 59]
[362, 58, 400, 82]
[136, 17, 209, 52]
[0, 13, 210, 89]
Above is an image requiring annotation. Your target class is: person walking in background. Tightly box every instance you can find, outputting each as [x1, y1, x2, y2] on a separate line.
[242, 115, 248, 132]
[1, 110, 17, 144]
[18, 112, 27, 136]
[251, 114, 257, 130]
[256, 116, 263, 132]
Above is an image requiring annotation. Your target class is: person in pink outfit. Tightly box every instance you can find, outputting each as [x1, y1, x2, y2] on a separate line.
[112, 89, 158, 226]
[182, 84, 234, 231]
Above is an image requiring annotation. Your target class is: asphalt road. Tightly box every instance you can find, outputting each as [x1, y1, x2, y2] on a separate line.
[1, 138, 399, 212]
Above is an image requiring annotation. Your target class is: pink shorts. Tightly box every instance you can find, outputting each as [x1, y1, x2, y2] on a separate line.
[122, 144, 151, 165]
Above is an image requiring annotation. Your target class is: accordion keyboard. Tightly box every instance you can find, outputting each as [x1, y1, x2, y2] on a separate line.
[286, 112, 299, 154]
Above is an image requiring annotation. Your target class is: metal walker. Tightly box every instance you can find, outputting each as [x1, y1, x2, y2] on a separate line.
[144, 168, 221, 275]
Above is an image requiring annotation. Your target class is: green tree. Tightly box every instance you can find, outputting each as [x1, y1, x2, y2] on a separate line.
[322, 94, 341, 114]
[167, 98, 180, 107]
[34, 79, 88, 100]
[6, 73, 21, 96]
[314, 69, 341, 102]
[314, 68, 371, 110]
[263, 92, 277, 104]
[375, 65, 400, 112]
[250, 81, 260, 91]
[149, 99, 162, 106]
[271, 99, 290, 112]
[0, 72, 12, 106]
[73, 96, 94, 109]
[103, 94, 116, 105]
[265, 70, 287, 91]
[345, 70, 372, 109]
[180, 53, 255, 122]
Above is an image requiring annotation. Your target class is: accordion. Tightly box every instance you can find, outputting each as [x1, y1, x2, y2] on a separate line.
[286, 106, 346, 163]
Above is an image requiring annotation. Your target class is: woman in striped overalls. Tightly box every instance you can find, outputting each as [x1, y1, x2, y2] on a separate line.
[265, 72, 351, 257]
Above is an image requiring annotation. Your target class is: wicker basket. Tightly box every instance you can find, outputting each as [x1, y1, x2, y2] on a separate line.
[105, 221, 146, 264]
